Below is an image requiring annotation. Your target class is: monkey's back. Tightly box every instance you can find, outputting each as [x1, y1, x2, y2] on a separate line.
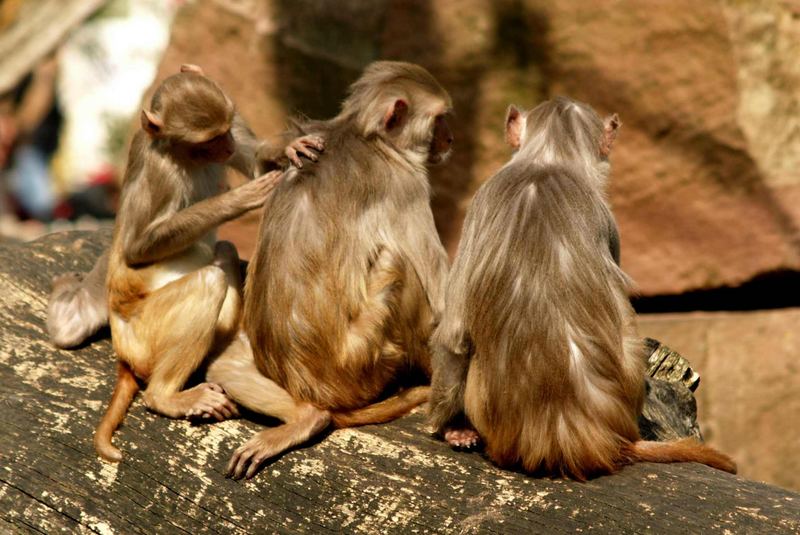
[244, 128, 441, 410]
[457, 162, 644, 479]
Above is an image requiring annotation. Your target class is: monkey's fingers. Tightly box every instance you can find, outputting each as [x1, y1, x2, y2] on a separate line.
[297, 135, 325, 153]
[305, 135, 325, 151]
[285, 147, 304, 169]
[294, 144, 319, 163]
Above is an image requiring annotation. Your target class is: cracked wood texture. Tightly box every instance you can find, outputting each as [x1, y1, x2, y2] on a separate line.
[1, 231, 799, 534]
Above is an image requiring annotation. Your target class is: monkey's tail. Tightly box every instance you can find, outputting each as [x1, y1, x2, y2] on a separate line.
[47, 274, 108, 349]
[94, 361, 139, 462]
[622, 439, 737, 474]
[331, 386, 429, 429]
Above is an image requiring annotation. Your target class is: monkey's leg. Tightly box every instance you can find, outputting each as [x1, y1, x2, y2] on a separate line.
[206, 335, 331, 479]
[137, 265, 239, 420]
[429, 341, 481, 449]
[210, 241, 243, 346]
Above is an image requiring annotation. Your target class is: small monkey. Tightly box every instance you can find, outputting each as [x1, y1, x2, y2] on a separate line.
[206, 61, 454, 479]
[93, 66, 323, 462]
[428, 97, 736, 479]
[46, 64, 323, 350]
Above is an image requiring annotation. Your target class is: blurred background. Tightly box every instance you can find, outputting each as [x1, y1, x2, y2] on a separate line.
[1, 0, 797, 491]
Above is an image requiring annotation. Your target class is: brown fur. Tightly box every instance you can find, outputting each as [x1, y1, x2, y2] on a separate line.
[209, 61, 453, 479]
[429, 97, 736, 480]
[95, 69, 288, 462]
[44, 65, 321, 351]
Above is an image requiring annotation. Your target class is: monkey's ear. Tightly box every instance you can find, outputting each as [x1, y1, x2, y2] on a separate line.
[383, 99, 408, 132]
[505, 105, 523, 149]
[180, 63, 204, 75]
[600, 113, 621, 157]
[141, 109, 164, 137]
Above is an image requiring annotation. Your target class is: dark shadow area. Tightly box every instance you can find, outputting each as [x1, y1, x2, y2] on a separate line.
[271, 0, 390, 119]
[633, 269, 800, 313]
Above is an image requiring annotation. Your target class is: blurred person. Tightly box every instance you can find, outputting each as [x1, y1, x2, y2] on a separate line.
[0, 54, 61, 222]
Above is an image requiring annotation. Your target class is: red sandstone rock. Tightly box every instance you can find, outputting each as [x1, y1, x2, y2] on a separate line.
[146, 0, 800, 295]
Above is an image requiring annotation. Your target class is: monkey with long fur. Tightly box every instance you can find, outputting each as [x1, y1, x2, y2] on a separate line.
[428, 97, 736, 479]
[206, 61, 453, 479]
[88, 66, 323, 462]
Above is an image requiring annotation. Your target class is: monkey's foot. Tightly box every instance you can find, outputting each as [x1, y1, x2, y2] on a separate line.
[285, 134, 325, 168]
[444, 428, 481, 450]
[184, 382, 240, 422]
[227, 428, 288, 480]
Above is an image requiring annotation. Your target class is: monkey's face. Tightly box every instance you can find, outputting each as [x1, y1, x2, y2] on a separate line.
[427, 114, 453, 165]
[188, 130, 235, 164]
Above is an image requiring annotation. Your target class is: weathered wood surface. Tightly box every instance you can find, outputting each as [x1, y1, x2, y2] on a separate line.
[1, 231, 799, 534]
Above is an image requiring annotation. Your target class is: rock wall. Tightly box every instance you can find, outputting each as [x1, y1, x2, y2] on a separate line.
[147, 0, 800, 297]
[639, 309, 800, 491]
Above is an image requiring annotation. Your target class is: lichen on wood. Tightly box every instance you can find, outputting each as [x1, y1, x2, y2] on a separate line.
[1, 231, 798, 534]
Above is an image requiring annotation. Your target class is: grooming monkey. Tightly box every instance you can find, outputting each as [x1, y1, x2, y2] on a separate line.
[87, 66, 323, 462]
[206, 61, 453, 479]
[428, 97, 736, 479]
[46, 64, 323, 350]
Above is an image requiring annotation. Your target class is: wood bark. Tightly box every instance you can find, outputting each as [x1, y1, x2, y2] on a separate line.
[1, 231, 798, 534]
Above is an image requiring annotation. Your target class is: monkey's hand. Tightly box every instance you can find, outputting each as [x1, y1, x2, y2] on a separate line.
[234, 170, 284, 211]
[284, 134, 325, 169]
[444, 428, 481, 450]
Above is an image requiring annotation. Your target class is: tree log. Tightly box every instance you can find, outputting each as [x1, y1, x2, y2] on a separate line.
[1, 231, 798, 534]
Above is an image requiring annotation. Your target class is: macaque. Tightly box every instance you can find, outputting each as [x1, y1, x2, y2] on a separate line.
[46, 64, 323, 350]
[91, 66, 323, 462]
[428, 97, 736, 479]
[206, 61, 453, 479]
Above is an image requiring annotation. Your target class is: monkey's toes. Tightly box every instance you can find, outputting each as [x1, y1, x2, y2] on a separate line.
[227, 443, 267, 480]
[444, 428, 481, 449]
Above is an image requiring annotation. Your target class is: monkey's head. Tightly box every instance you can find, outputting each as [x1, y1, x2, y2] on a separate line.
[343, 61, 454, 166]
[141, 72, 235, 164]
[505, 97, 620, 179]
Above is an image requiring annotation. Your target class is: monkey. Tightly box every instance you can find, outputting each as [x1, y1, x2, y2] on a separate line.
[427, 97, 736, 480]
[92, 66, 324, 462]
[46, 64, 323, 350]
[204, 61, 454, 479]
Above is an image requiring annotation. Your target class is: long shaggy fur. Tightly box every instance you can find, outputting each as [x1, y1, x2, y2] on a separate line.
[244, 61, 451, 414]
[430, 97, 736, 479]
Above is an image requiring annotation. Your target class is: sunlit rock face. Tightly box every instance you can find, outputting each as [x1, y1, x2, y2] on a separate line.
[151, 0, 800, 296]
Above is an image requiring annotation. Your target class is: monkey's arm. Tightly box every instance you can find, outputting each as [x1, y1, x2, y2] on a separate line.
[255, 135, 291, 173]
[257, 132, 325, 173]
[123, 173, 280, 266]
[403, 209, 449, 320]
[226, 113, 260, 179]
[429, 328, 472, 433]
